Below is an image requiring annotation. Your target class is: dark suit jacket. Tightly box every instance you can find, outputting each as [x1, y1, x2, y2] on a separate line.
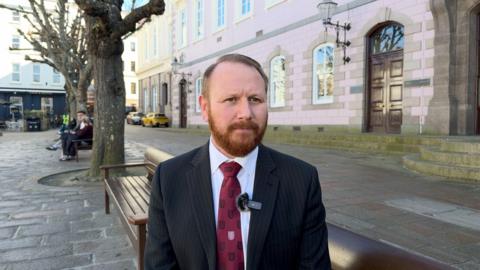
[144, 143, 331, 270]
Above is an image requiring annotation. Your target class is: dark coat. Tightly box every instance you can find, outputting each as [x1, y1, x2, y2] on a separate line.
[144, 143, 331, 270]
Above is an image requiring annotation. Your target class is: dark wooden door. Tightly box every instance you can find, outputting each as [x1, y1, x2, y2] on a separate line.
[477, 15, 480, 134]
[368, 50, 404, 134]
[179, 81, 187, 128]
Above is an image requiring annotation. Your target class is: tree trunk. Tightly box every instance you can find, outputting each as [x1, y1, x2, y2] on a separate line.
[88, 42, 125, 177]
[66, 86, 77, 119]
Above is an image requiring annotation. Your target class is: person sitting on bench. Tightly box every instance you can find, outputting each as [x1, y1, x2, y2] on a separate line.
[60, 111, 93, 161]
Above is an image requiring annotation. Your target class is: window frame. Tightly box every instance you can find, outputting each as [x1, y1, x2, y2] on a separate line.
[195, 77, 202, 113]
[130, 41, 136, 52]
[177, 8, 187, 48]
[11, 35, 20, 49]
[130, 61, 136, 72]
[269, 55, 286, 108]
[11, 63, 20, 82]
[312, 43, 335, 105]
[33, 64, 41, 83]
[152, 86, 158, 112]
[235, 0, 252, 22]
[213, 0, 226, 31]
[143, 87, 149, 112]
[130, 82, 136, 95]
[12, 10, 20, 22]
[194, 0, 204, 40]
[52, 68, 61, 84]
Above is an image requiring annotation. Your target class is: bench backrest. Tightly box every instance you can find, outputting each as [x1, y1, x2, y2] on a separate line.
[144, 147, 173, 180]
[327, 224, 452, 270]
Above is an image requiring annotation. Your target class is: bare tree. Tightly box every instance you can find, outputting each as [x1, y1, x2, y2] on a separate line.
[0, 0, 92, 117]
[75, 0, 165, 176]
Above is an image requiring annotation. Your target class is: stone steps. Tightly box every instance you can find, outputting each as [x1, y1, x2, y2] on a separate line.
[403, 154, 480, 182]
[420, 147, 480, 167]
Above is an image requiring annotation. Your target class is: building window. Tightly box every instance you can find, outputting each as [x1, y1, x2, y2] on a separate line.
[194, 0, 204, 40]
[11, 35, 20, 49]
[130, 61, 136, 72]
[312, 44, 334, 104]
[12, 63, 20, 82]
[143, 88, 149, 112]
[131, 82, 136, 94]
[53, 68, 61, 84]
[370, 23, 405, 54]
[41, 97, 53, 113]
[143, 33, 148, 60]
[269, 56, 286, 107]
[195, 77, 202, 112]
[215, 0, 225, 29]
[178, 8, 187, 48]
[152, 25, 158, 56]
[130, 42, 136, 52]
[152, 86, 158, 112]
[33, 64, 41, 83]
[12, 10, 20, 22]
[241, 0, 251, 16]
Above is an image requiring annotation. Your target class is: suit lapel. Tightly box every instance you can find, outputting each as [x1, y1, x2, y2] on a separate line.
[186, 143, 217, 270]
[247, 145, 279, 270]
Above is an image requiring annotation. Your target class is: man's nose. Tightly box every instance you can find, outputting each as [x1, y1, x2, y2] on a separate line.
[236, 99, 252, 120]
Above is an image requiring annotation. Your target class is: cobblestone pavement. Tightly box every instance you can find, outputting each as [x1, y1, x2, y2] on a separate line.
[0, 126, 479, 269]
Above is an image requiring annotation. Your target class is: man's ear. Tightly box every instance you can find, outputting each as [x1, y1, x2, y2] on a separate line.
[199, 95, 209, 122]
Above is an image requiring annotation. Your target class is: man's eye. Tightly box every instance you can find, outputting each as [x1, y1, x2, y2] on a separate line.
[248, 97, 262, 103]
[225, 97, 237, 103]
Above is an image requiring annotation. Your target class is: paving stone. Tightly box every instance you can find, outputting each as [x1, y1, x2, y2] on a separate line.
[0, 237, 42, 251]
[17, 223, 69, 237]
[76, 259, 136, 270]
[47, 213, 93, 224]
[453, 261, 480, 270]
[5, 254, 92, 270]
[0, 201, 24, 208]
[0, 218, 44, 228]
[73, 236, 131, 255]
[71, 217, 119, 232]
[0, 244, 73, 262]
[0, 206, 39, 215]
[46, 230, 104, 245]
[0, 228, 15, 239]
[11, 210, 65, 219]
[93, 247, 136, 263]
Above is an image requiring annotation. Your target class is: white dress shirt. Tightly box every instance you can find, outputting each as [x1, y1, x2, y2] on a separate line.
[209, 138, 258, 268]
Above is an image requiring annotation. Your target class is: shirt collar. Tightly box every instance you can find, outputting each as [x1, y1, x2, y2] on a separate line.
[209, 136, 258, 174]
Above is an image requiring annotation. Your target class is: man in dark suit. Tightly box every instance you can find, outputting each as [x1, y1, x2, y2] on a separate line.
[145, 54, 331, 270]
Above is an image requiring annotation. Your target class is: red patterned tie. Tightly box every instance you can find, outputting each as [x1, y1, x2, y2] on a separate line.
[217, 161, 244, 270]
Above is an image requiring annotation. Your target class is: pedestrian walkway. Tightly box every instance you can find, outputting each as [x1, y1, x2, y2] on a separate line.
[0, 130, 143, 270]
[0, 127, 479, 269]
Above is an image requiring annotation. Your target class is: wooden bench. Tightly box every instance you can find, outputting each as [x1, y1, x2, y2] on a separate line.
[72, 138, 93, 162]
[100, 147, 173, 270]
[102, 147, 452, 270]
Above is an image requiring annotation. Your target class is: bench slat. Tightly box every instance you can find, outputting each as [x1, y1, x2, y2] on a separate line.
[117, 176, 149, 216]
[106, 177, 149, 220]
[124, 176, 151, 209]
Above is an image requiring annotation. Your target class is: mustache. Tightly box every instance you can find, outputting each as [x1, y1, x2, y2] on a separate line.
[228, 121, 259, 131]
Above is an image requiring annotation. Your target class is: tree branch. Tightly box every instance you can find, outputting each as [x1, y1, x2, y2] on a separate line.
[112, 0, 165, 39]
[74, 0, 109, 17]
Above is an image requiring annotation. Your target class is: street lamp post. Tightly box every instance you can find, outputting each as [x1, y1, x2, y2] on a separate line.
[317, 0, 351, 64]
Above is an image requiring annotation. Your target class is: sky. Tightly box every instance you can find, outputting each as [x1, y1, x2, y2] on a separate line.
[122, 0, 148, 11]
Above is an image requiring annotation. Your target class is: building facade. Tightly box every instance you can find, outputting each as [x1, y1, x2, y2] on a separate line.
[165, 0, 480, 136]
[0, 0, 66, 123]
[136, 1, 174, 119]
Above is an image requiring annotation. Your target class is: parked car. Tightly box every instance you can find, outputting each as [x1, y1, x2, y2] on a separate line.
[141, 113, 169, 127]
[126, 112, 145, 125]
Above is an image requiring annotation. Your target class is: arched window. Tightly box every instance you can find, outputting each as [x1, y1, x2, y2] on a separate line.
[195, 77, 203, 112]
[370, 23, 404, 54]
[312, 44, 334, 104]
[269, 55, 286, 107]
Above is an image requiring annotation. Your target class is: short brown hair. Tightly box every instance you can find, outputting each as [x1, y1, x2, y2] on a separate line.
[202, 54, 268, 99]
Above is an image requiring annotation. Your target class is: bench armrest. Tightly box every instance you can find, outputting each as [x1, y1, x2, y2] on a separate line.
[128, 213, 148, 225]
[100, 161, 147, 179]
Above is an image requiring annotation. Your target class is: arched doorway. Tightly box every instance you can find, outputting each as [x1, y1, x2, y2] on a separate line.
[179, 79, 187, 128]
[366, 22, 405, 134]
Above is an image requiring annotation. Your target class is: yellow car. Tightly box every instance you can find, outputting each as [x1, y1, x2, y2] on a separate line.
[141, 113, 170, 127]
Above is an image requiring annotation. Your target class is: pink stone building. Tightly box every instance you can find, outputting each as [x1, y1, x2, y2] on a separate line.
[162, 0, 480, 136]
